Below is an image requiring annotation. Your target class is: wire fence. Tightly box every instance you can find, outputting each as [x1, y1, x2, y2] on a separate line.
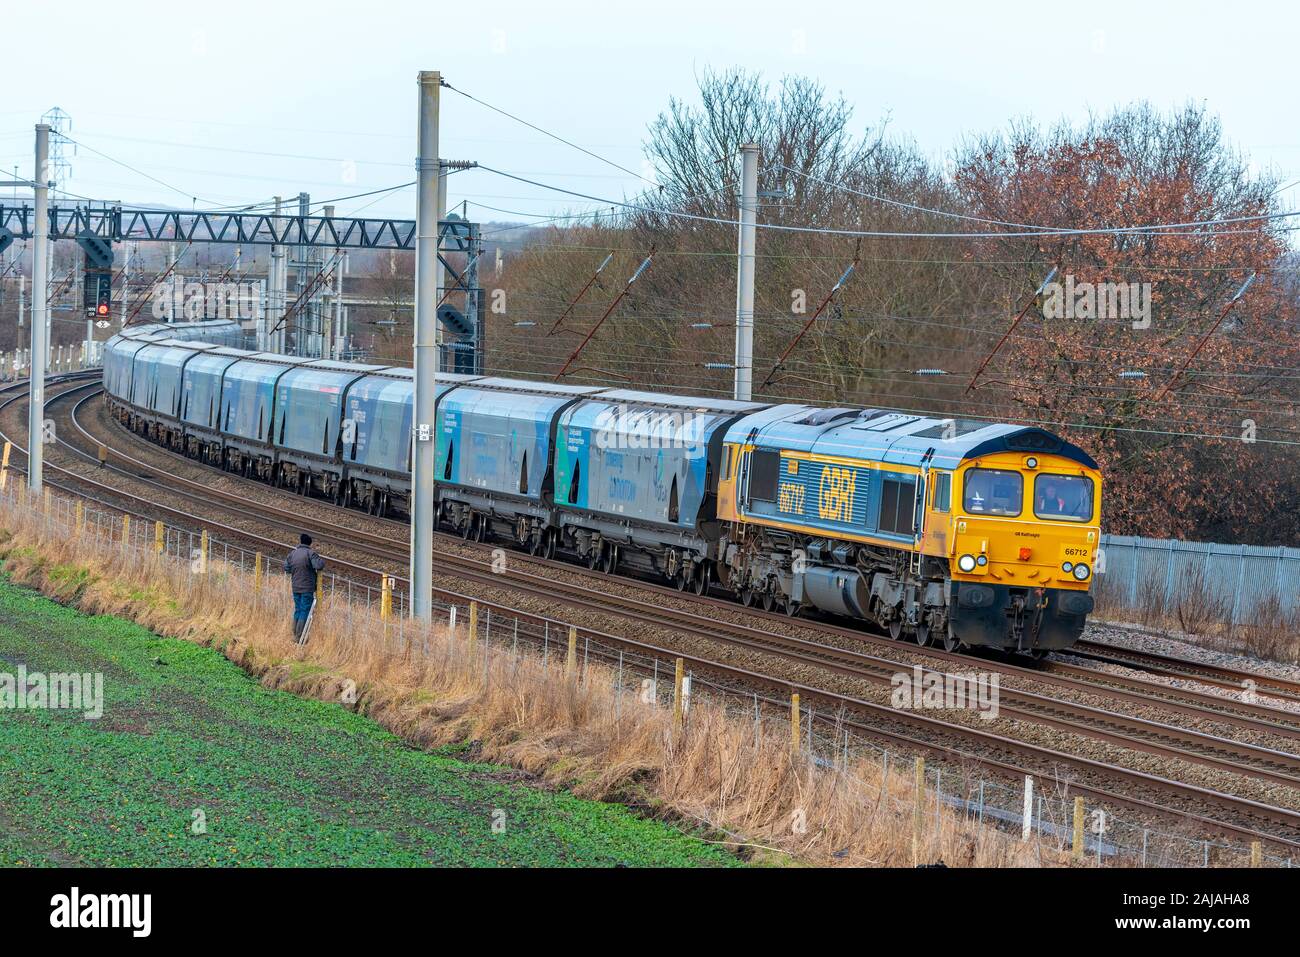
[5, 478, 1297, 868]
[0, 343, 102, 380]
[1097, 532, 1300, 630]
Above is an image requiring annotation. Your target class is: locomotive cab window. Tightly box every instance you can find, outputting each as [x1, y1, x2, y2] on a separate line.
[963, 468, 1022, 517]
[1034, 474, 1094, 522]
[931, 473, 951, 513]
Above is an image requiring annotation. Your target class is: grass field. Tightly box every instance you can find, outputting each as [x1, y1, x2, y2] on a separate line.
[0, 577, 735, 867]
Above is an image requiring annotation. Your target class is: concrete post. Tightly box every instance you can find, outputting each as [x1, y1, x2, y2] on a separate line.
[410, 70, 442, 621]
[28, 124, 49, 493]
[733, 143, 758, 401]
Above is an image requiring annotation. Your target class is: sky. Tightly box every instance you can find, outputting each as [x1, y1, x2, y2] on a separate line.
[1, 0, 1297, 228]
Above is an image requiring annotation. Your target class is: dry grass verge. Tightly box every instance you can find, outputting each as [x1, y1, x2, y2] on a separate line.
[0, 487, 1070, 868]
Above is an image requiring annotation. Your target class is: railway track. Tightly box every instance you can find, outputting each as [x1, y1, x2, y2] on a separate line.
[67, 383, 1300, 723]
[1070, 639, 1300, 703]
[6, 376, 1300, 851]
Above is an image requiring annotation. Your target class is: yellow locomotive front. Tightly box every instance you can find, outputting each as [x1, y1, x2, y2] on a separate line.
[940, 451, 1101, 652]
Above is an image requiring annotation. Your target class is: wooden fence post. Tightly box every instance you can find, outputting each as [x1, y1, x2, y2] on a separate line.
[672, 658, 685, 729]
[913, 756, 925, 864]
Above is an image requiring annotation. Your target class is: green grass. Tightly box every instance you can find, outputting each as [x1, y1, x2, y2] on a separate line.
[0, 578, 736, 867]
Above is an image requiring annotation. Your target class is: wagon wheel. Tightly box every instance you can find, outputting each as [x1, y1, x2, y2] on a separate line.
[739, 586, 755, 607]
[762, 586, 777, 613]
[528, 532, 541, 556]
[602, 543, 618, 575]
[784, 598, 801, 618]
[460, 515, 474, 540]
[474, 515, 487, 542]
[692, 563, 710, 596]
[542, 529, 557, 560]
[888, 619, 904, 641]
[586, 545, 601, 569]
[676, 569, 690, 592]
[941, 625, 961, 653]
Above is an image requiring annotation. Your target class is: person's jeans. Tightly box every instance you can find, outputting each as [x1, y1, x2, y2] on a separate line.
[293, 591, 315, 624]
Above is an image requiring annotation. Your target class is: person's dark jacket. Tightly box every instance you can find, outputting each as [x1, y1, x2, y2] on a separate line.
[284, 544, 325, 594]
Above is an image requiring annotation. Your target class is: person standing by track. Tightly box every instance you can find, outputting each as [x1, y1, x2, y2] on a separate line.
[284, 533, 325, 641]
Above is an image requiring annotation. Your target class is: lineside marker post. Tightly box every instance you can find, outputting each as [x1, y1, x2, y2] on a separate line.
[1072, 797, 1085, 861]
[913, 756, 925, 865]
[121, 515, 130, 553]
[790, 692, 801, 754]
[42, 487, 50, 516]
[380, 576, 393, 621]
[1251, 841, 1262, 867]
[565, 624, 577, 679]
[74, 501, 82, 533]
[199, 529, 209, 573]
[1, 439, 12, 489]
[673, 658, 685, 730]
[254, 552, 263, 590]
[154, 521, 163, 555]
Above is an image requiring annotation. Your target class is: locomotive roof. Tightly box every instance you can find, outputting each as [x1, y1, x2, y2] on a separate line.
[724, 405, 1097, 470]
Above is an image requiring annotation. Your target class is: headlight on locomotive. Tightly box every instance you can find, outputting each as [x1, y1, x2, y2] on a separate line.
[1072, 563, 1091, 581]
[1061, 561, 1074, 573]
[958, 554, 977, 573]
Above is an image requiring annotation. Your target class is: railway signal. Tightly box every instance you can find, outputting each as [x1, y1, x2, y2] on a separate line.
[84, 267, 112, 318]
